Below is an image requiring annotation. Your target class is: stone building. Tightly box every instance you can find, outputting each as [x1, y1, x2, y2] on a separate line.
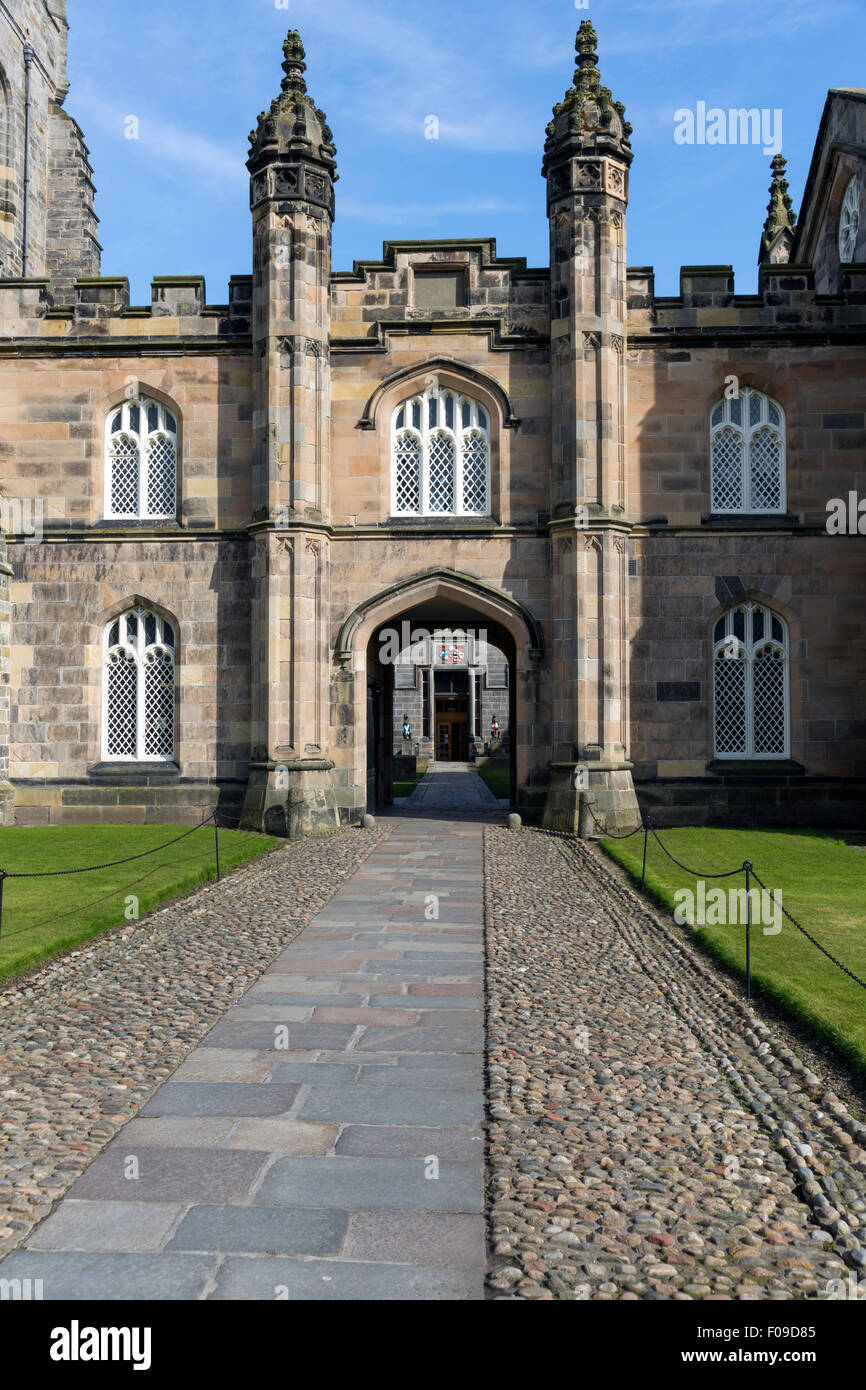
[391, 632, 510, 765]
[0, 10, 864, 835]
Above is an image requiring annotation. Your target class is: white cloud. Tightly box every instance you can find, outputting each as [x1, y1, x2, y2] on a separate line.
[72, 85, 246, 193]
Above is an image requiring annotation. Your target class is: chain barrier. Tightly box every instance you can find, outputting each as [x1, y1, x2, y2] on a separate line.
[0, 808, 249, 941]
[588, 799, 866, 1002]
[750, 867, 866, 993]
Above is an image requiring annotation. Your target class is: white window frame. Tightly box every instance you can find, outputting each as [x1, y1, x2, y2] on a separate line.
[710, 388, 786, 515]
[839, 174, 861, 264]
[712, 602, 790, 760]
[105, 396, 178, 520]
[391, 385, 491, 517]
[102, 606, 177, 762]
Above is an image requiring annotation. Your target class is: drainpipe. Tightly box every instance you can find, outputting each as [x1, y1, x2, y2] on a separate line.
[21, 43, 35, 277]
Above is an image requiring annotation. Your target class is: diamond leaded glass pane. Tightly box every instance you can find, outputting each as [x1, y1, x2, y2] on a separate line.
[749, 428, 782, 511]
[394, 433, 421, 513]
[714, 653, 747, 755]
[147, 435, 176, 516]
[752, 645, 786, 754]
[461, 432, 488, 514]
[110, 436, 140, 515]
[428, 434, 455, 513]
[144, 650, 174, 757]
[106, 651, 137, 756]
[749, 392, 762, 427]
[711, 428, 744, 511]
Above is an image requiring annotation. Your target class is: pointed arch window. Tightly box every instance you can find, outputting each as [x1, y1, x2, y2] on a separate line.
[391, 385, 490, 516]
[105, 398, 178, 520]
[103, 607, 176, 761]
[710, 389, 785, 514]
[713, 603, 789, 759]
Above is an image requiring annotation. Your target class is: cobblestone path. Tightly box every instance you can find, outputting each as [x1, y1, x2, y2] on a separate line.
[0, 819, 485, 1300]
[0, 830, 387, 1267]
[485, 826, 866, 1301]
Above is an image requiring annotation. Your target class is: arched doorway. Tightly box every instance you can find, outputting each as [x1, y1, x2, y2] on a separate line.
[333, 569, 546, 818]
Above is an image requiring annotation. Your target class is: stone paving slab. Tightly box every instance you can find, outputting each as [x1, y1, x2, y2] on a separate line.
[166, 1205, 349, 1255]
[29, 1201, 184, 1252]
[209, 1256, 483, 1301]
[0, 774, 490, 1300]
[0, 1250, 218, 1300]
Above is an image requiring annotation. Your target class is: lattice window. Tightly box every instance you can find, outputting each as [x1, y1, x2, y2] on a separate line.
[394, 432, 421, 512]
[711, 428, 743, 512]
[709, 389, 785, 514]
[109, 436, 140, 517]
[712, 603, 788, 759]
[462, 431, 488, 513]
[391, 385, 490, 516]
[104, 606, 176, 761]
[428, 433, 455, 513]
[106, 397, 178, 520]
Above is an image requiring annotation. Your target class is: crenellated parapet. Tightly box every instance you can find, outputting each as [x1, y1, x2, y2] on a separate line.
[626, 262, 866, 334]
[0, 274, 253, 342]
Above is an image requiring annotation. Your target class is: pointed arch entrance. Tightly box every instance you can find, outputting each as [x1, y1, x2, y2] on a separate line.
[333, 569, 546, 817]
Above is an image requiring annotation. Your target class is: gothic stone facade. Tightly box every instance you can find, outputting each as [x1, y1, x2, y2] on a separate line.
[0, 15, 864, 835]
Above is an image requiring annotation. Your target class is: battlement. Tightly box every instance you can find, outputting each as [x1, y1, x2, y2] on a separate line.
[0, 274, 253, 342]
[627, 262, 866, 333]
[330, 239, 549, 344]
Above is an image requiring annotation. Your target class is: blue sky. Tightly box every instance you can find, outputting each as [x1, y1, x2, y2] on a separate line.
[67, 0, 865, 304]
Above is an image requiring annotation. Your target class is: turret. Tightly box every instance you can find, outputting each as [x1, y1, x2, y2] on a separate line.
[541, 23, 641, 835]
[241, 30, 340, 836]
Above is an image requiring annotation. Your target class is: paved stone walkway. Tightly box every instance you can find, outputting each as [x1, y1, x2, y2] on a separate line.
[396, 761, 503, 818]
[0, 819, 486, 1300]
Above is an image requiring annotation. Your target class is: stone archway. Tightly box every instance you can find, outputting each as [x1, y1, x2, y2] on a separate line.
[332, 569, 547, 821]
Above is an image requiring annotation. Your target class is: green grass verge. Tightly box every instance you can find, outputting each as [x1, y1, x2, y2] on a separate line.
[0, 823, 278, 981]
[601, 827, 866, 1081]
[393, 758, 430, 799]
[475, 759, 511, 800]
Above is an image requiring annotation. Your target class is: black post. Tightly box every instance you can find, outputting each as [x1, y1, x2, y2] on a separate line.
[640, 817, 649, 890]
[744, 860, 753, 1002]
[0, 869, 5, 940]
[213, 812, 221, 884]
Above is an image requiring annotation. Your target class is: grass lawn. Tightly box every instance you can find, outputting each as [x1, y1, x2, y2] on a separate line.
[0, 823, 278, 981]
[601, 827, 866, 1079]
[393, 759, 429, 799]
[475, 758, 511, 800]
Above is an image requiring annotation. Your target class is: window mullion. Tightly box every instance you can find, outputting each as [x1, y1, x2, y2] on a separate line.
[140, 428, 148, 518]
[136, 643, 145, 760]
[745, 651, 754, 758]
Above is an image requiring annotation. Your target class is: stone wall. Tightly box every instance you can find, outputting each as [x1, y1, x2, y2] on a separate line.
[0, 0, 99, 284]
[9, 537, 252, 824]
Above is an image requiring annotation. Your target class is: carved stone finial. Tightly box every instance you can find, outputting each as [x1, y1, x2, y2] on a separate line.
[281, 29, 307, 92]
[247, 28, 338, 193]
[759, 154, 797, 265]
[574, 21, 599, 74]
[543, 24, 632, 173]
